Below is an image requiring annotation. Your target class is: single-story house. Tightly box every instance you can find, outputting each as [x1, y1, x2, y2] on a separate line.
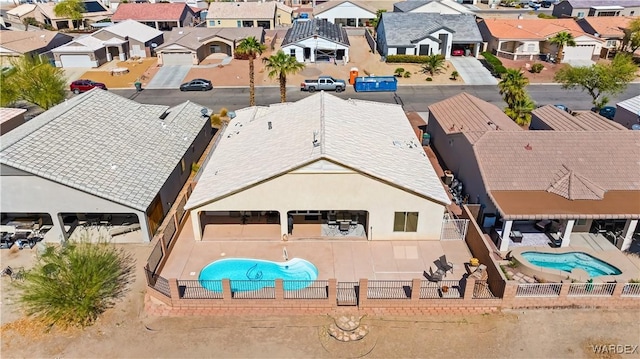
[155, 27, 265, 65]
[90, 19, 164, 59]
[0, 108, 27, 136]
[530, 105, 628, 131]
[478, 18, 604, 64]
[376, 13, 483, 58]
[6, 1, 112, 30]
[51, 34, 109, 68]
[313, 0, 377, 27]
[576, 16, 637, 56]
[281, 19, 350, 63]
[206, 1, 293, 29]
[0, 29, 73, 64]
[392, 0, 475, 15]
[185, 92, 451, 242]
[0, 89, 215, 243]
[112, 3, 198, 31]
[105, 0, 200, 12]
[427, 93, 640, 252]
[552, 0, 640, 19]
[614, 95, 640, 129]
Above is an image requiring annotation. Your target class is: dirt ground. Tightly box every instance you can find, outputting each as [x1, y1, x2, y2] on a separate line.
[184, 35, 463, 88]
[1, 243, 639, 359]
[77, 58, 158, 89]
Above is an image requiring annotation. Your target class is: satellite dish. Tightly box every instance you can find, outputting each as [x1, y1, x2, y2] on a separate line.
[151, 43, 158, 48]
[200, 108, 209, 117]
[228, 111, 236, 119]
[632, 124, 640, 131]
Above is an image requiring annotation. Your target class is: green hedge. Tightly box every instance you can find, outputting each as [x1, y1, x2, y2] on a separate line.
[386, 55, 431, 64]
[481, 51, 507, 76]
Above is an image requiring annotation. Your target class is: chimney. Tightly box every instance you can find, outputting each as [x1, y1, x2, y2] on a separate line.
[268, 121, 272, 130]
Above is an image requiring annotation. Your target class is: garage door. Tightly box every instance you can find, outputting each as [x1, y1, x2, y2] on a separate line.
[161, 52, 193, 66]
[60, 54, 94, 68]
[563, 45, 595, 61]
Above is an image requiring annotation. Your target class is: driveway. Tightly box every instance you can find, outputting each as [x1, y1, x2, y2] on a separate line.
[146, 65, 191, 89]
[449, 57, 498, 85]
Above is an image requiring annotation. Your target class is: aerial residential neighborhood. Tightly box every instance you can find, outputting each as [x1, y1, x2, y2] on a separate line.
[1, 0, 639, 357]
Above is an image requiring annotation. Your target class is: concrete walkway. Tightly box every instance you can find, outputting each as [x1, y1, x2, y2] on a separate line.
[449, 57, 498, 85]
[146, 65, 190, 89]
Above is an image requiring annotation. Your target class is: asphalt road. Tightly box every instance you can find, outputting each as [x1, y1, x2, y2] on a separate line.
[112, 83, 640, 113]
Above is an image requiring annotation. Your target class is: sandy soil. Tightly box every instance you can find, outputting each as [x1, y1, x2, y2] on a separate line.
[77, 58, 158, 89]
[1, 243, 639, 359]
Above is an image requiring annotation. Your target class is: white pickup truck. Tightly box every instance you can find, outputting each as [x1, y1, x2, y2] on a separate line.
[300, 76, 346, 92]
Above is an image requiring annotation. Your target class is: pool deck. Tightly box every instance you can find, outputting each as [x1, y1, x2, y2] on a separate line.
[160, 215, 473, 282]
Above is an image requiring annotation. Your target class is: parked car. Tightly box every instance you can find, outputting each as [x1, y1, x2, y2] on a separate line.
[180, 79, 213, 91]
[554, 104, 571, 113]
[452, 49, 464, 56]
[70, 79, 107, 94]
[591, 106, 616, 120]
[300, 76, 346, 92]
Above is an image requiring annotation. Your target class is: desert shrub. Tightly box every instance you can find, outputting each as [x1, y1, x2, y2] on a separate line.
[219, 107, 228, 117]
[18, 236, 135, 328]
[537, 13, 556, 19]
[481, 51, 507, 76]
[403, 71, 411, 78]
[210, 114, 221, 127]
[191, 162, 200, 174]
[530, 63, 545, 73]
[394, 67, 405, 76]
[426, 77, 433, 81]
[386, 55, 432, 64]
[450, 71, 459, 80]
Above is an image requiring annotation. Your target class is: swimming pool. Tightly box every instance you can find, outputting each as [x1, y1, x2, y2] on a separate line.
[521, 251, 621, 277]
[198, 257, 318, 292]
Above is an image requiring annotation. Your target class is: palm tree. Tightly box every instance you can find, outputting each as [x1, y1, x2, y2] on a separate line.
[504, 95, 536, 126]
[548, 31, 576, 63]
[262, 51, 305, 103]
[54, 0, 86, 29]
[498, 68, 529, 107]
[235, 37, 266, 106]
[420, 55, 446, 76]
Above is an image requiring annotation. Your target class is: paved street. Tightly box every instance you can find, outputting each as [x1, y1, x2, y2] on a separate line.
[113, 83, 640, 113]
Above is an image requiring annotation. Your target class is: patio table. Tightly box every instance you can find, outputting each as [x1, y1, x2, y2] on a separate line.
[510, 230, 523, 243]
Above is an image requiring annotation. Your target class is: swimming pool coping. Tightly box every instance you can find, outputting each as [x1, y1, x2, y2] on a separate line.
[509, 247, 623, 283]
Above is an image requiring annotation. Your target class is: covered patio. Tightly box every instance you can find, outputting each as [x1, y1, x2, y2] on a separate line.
[160, 215, 473, 282]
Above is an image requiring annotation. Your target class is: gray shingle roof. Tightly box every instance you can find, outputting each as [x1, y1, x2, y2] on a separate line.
[394, 0, 433, 12]
[380, 12, 482, 45]
[281, 19, 350, 47]
[0, 89, 211, 211]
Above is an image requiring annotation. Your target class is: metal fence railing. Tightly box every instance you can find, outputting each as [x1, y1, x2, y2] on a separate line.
[147, 241, 164, 274]
[621, 283, 640, 297]
[178, 280, 223, 299]
[439, 280, 463, 298]
[337, 282, 358, 306]
[515, 283, 562, 297]
[367, 280, 412, 299]
[145, 268, 171, 298]
[419, 281, 440, 299]
[568, 283, 616, 297]
[162, 219, 176, 250]
[283, 280, 329, 299]
[473, 280, 497, 299]
[230, 280, 276, 299]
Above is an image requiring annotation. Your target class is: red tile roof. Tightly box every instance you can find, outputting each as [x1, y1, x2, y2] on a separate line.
[481, 18, 592, 40]
[112, 3, 193, 22]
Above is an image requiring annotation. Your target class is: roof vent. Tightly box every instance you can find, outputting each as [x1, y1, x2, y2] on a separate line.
[200, 107, 209, 117]
[159, 111, 169, 120]
[525, 143, 533, 151]
[268, 121, 272, 130]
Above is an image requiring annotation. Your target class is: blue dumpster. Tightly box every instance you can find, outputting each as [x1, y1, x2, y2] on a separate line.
[353, 76, 398, 92]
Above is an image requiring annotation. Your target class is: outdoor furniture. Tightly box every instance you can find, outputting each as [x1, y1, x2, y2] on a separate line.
[425, 266, 445, 282]
[0, 233, 15, 249]
[510, 230, 523, 243]
[438, 255, 454, 275]
[548, 232, 563, 247]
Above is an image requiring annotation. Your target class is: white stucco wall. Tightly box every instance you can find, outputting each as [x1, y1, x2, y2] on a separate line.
[1, 173, 151, 243]
[281, 36, 349, 62]
[189, 168, 447, 241]
[384, 28, 452, 58]
[314, 3, 376, 27]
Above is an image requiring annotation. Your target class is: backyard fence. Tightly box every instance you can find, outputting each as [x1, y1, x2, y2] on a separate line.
[621, 283, 640, 297]
[441, 215, 469, 241]
[515, 283, 562, 297]
[568, 282, 616, 297]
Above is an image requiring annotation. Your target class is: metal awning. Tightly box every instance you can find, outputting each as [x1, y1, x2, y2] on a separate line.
[590, 5, 624, 10]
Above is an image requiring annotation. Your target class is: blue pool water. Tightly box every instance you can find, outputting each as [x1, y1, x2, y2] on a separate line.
[521, 252, 621, 277]
[198, 257, 318, 292]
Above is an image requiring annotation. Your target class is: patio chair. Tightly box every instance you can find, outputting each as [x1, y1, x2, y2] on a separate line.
[424, 266, 445, 282]
[438, 255, 454, 275]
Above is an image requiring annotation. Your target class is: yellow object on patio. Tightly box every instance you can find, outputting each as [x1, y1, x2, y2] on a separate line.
[470, 257, 480, 267]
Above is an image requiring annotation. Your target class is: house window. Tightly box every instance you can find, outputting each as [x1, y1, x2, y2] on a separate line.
[605, 40, 617, 48]
[289, 48, 296, 57]
[396, 47, 406, 55]
[180, 158, 186, 174]
[393, 212, 418, 232]
[209, 20, 215, 27]
[576, 219, 587, 226]
[237, 20, 242, 27]
[577, 12, 584, 18]
[527, 43, 535, 52]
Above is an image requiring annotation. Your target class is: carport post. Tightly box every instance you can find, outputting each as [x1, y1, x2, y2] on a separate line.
[620, 219, 638, 251]
[54, 213, 70, 241]
[191, 210, 203, 241]
[279, 210, 288, 237]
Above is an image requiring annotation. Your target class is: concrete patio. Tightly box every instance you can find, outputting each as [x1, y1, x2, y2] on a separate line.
[160, 215, 473, 282]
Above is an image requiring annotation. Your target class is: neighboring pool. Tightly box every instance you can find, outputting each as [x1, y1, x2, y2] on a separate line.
[521, 251, 621, 277]
[198, 257, 318, 292]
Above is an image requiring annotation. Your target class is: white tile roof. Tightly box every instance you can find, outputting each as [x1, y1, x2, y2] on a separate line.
[617, 95, 640, 115]
[98, 19, 163, 44]
[51, 35, 106, 52]
[0, 89, 211, 211]
[186, 92, 450, 210]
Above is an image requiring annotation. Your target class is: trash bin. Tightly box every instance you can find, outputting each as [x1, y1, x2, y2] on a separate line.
[421, 132, 431, 146]
[349, 67, 359, 85]
[134, 81, 142, 92]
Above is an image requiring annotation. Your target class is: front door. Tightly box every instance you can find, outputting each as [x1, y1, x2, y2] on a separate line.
[336, 49, 345, 60]
[419, 45, 430, 56]
[304, 47, 311, 60]
[439, 34, 449, 56]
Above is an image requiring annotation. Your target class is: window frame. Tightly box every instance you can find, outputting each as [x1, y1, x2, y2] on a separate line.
[393, 212, 419, 232]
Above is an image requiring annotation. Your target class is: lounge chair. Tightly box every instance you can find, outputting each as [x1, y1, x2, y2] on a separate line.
[438, 255, 454, 275]
[424, 266, 445, 282]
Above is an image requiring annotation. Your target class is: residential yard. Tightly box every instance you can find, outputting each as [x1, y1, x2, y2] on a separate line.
[78, 58, 158, 89]
[1, 243, 639, 358]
